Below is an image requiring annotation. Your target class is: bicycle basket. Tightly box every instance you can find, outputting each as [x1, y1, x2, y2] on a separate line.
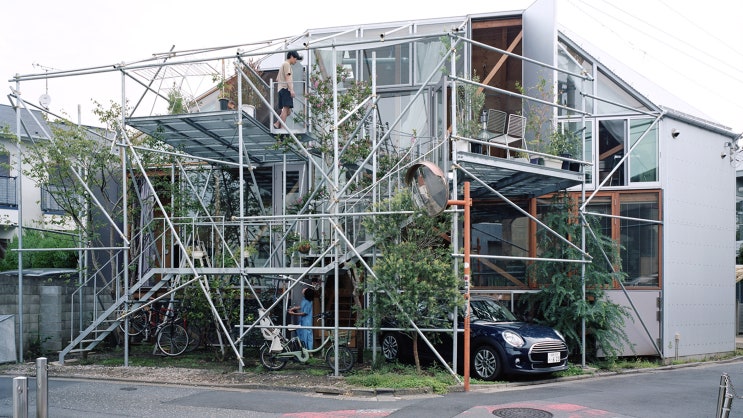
[338, 330, 352, 346]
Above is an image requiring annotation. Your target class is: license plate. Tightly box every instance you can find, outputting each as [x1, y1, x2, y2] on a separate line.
[547, 352, 560, 363]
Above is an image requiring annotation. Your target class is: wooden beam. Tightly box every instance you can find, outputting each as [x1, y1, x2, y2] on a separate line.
[472, 18, 522, 30]
[599, 144, 624, 161]
[477, 30, 523, 95]
[478, 257, 527, 287]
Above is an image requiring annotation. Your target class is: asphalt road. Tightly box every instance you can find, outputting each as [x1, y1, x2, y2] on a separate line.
[2, 359, 743, 417]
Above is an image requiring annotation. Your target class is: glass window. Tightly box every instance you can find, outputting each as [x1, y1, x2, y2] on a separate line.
[620, 193, 660, 287]
[361, 44, 410, 86]
[375, 92, 430, 151]
[557, 44, 591, 117]
[629, 118, 659, 183]
[41, 185, 64, 213]
[557, 41, 593, 115]
[585, 196, 612, 237]
[596, 69, 649, 116]
[415, 38, 446, 85]
[583, 122, 593, 183]
[597, 119, 626, 186]
[471, 200, 530, 288]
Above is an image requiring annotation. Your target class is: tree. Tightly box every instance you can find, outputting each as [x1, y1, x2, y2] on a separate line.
[15, 108, 126, 279]
[361, 189, 464, 372]
[519, 192, 632, 361]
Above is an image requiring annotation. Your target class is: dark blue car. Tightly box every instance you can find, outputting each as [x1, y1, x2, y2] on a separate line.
[379, 296, 569, 380]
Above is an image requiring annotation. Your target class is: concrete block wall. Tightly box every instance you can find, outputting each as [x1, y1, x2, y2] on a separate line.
[0, 276, 96, 357]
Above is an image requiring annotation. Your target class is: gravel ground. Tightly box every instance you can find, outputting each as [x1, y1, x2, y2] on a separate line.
[0, 358, 360, 394]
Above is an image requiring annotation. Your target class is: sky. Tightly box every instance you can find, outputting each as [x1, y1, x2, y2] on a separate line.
[2, 0, 741, 133]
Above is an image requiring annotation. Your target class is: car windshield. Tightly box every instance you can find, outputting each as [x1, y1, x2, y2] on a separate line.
[470, 299, 517, 322]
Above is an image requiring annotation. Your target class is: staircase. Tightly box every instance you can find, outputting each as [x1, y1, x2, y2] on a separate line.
[58, 268, 174, 364]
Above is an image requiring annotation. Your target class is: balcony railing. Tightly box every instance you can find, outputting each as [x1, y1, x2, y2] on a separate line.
[41, 185, 65, 213]
[0, 176, 17, 207]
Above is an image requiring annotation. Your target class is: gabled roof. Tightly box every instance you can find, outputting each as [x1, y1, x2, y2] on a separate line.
[0, 104, 51, 140]
[558, 27, 737, 137]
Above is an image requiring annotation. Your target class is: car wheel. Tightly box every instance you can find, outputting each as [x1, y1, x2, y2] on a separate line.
[473, 345, 502, 381]
[381, 334, 400, 361]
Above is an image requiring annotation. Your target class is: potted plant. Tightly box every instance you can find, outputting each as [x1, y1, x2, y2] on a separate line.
[547, 129, 581, 171]
[512, 151, 530, 163]
[287, 238, 312, 255]
[212, 73, 235, 110]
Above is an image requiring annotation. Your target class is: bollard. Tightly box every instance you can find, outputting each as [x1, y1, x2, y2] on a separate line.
[716, 373, 734, 418]
[36, 357, 48, 418]
[13, 376, 28, 418]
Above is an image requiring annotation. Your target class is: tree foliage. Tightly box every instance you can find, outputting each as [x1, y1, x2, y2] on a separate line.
[361, 189, 463, 372]
[519, 192, 632, 361]
[0, 229, 77, 271]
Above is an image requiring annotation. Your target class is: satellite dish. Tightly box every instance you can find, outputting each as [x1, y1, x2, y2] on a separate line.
[39, 94, 51, 109]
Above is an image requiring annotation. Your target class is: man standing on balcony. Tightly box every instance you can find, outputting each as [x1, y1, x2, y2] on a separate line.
[273, 50, 303, 129]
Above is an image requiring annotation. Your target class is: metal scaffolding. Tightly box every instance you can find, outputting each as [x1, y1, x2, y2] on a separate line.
[6, 12, 663, 380]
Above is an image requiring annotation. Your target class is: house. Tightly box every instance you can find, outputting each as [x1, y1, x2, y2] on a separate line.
[7, 0, 740, 367]
[0, 103, 122, 358]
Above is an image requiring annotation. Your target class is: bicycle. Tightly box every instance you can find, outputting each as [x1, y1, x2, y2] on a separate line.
[259, 311, 355, 373]
[117, 301, 190, 356]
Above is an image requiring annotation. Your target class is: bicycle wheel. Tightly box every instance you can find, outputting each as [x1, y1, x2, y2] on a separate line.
[118, 310, 147, 336]
[325, 345, 354, 373]
[157, 323, 189, 356]
[259, 344, 287, 371]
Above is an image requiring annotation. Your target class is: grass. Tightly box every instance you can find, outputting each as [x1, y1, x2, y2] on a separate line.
[346, 362, 458, 394]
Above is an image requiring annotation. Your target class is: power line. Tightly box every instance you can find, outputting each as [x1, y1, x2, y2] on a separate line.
[571, 0, 741, 82]
[563, 0, 743, 130]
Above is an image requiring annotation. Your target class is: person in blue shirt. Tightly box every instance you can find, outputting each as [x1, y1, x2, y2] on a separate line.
[289, 287, 315, 350]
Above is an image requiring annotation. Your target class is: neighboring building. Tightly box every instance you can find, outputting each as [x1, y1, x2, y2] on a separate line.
[0, 104, 122, 358]
[0, 105, 62, 241]
[8, 0, 740, 366]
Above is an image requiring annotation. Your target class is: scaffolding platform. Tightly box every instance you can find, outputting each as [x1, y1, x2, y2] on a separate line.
[456, 151, 583, 198]
[126, 109, 308, 165]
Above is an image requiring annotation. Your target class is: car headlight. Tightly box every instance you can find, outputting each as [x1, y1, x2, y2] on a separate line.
[502, 330, 525, 348]
[554, 329, 565, 342]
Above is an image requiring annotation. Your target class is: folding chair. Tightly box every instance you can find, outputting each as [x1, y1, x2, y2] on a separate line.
[486, 109, 507, 137]
[485, 109, 507, 155]
[491, 113, 526, 158]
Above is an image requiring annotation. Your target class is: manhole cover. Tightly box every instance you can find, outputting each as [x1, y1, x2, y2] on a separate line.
[120, 387, 137, 391]
[492, 408, 554, 418]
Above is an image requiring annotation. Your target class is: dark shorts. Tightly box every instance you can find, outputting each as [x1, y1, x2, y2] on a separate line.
[278, 88, 294, 109]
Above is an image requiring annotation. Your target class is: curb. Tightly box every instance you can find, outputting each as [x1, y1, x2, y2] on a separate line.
[5, 355, 743, 398]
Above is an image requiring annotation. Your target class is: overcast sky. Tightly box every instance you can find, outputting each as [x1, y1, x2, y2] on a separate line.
[2, 0, 741, 132]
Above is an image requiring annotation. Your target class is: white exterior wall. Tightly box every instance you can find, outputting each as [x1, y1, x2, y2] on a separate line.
[661, 118, 736, 358]
[0, 139, 47, 235]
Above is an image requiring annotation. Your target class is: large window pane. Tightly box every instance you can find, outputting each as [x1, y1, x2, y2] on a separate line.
[415, 39, 445, 84]
[596, 69, 649, 116]
[472, 201, 530, 288]
[584, 122, 593, 183]
[361, 44, 410, 86]
[629, 118, 659, 183]
[620, 193, 660, 287]
[598, 119, 626, 186]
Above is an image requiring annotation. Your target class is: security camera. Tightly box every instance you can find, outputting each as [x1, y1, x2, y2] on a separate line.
[671, 128, 680, 139]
